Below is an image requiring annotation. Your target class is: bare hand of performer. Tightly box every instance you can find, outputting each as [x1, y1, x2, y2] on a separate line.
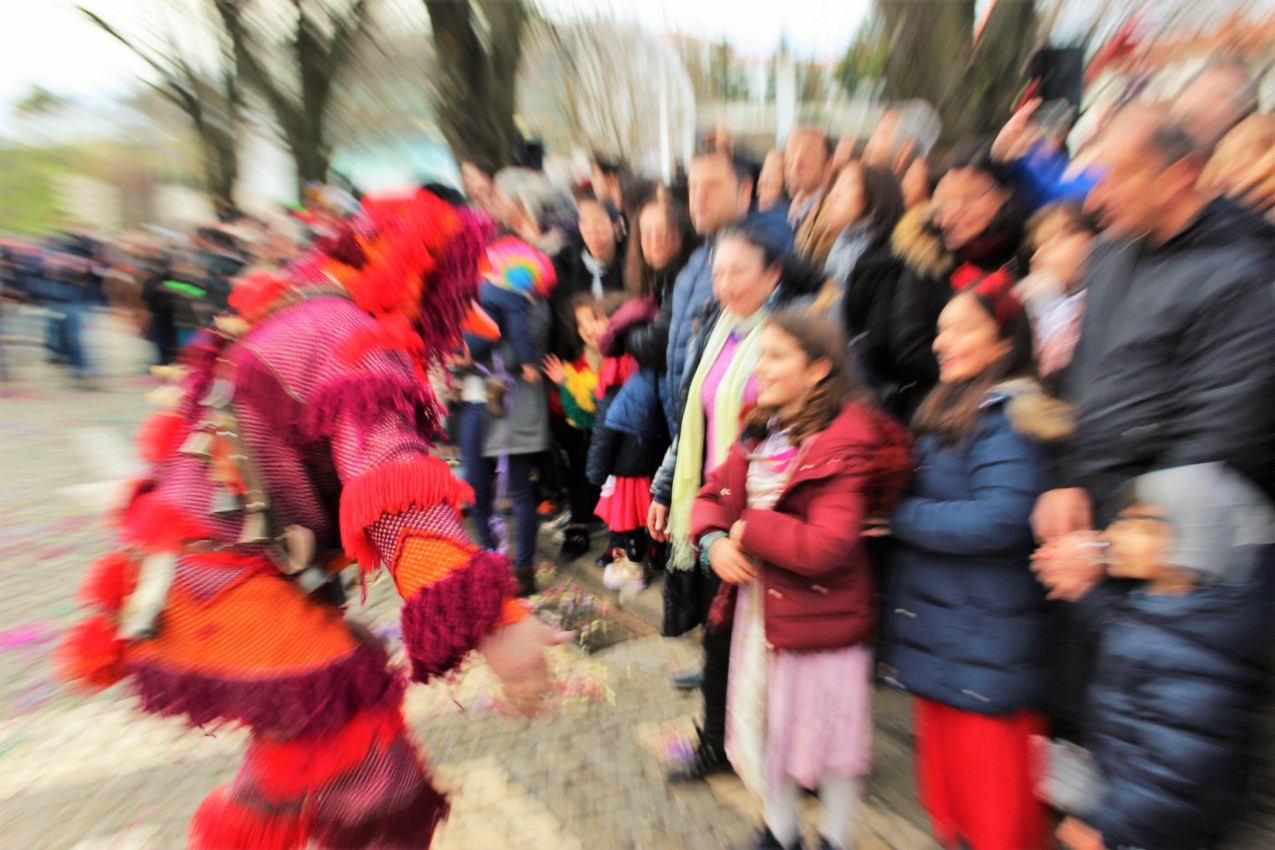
[479, 616, 573, 717]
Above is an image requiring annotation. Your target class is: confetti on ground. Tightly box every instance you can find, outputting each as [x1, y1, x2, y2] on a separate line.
[0, 621, 58, 651]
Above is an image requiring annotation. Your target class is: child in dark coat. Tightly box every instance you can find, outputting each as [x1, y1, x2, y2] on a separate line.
[1039, 463, 1275, 850]
[584, 296, 670, 592]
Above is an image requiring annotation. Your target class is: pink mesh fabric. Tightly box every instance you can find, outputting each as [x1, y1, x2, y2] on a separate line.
[365, 503, 467, 570]
[174, 556, 260, 604]
[143, 296, 440, 555]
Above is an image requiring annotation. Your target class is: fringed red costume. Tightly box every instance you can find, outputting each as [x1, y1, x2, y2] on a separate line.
[58, 190, 528, 849]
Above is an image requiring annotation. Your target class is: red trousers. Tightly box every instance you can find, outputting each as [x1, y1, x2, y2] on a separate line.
[914, 697, 1049, 850]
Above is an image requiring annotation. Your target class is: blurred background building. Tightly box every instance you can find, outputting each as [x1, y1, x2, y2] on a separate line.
[1, 0, 1273, 234]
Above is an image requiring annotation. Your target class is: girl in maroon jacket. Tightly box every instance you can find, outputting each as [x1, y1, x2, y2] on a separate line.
[692, 309, 911, 850]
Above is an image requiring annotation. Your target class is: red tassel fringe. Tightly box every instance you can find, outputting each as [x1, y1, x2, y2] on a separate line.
[119, 491, 211, 551]
[399, 549, 514, 683]
[130, 640, 405, 741]
[309, 776, 450, 850]
[339, 458, 474, 574]
[228, 272, 293, 324]
[304, 373, 441, 445]
[137, 411, 188, 464]
[188, 785, 305, 850]
[76, 552, 138, 614]
[56, 614, 127, 690]
[248, 706, 405, 796]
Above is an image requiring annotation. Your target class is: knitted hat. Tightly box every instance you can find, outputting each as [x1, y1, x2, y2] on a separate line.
[483, 235, 557, 299]
[1132, 463, 1275, 585]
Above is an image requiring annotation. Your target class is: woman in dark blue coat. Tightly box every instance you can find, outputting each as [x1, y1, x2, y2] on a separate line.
[880, 280, 1063, 850]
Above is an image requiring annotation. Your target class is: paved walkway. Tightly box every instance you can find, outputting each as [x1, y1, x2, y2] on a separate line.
[0, 352, 938, 849]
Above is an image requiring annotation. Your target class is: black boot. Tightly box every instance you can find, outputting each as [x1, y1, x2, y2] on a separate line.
[665, 726, 731, 783]
[737, 827, 804, 850]
[514, 565, 537, 598]
[559, 524, 591, 561]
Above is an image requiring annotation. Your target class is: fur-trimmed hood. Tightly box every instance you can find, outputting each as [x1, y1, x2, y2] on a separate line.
[891, 200, 1026, 283]
[984, 377, 1075, 443]
[891, 203, 952, 281]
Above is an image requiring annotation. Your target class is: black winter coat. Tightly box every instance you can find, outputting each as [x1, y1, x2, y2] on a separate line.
[840, 237, 906, 402]
[1058, 199, 1275, 523]
[585, 375, 669, 486]
[885, 204, 1022, 422]
[1078, 555, 1274, 850]
[550, 241, 625, 359]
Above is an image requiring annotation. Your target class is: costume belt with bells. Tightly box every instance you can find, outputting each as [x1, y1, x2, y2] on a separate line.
[122, 322, 347, 642]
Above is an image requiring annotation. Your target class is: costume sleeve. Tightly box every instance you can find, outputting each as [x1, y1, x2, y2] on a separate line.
[322, 361, 528, 684]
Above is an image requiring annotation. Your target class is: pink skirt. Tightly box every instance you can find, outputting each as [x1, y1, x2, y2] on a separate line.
[594, 475, 652, 532]
[727, 583, 874, 794]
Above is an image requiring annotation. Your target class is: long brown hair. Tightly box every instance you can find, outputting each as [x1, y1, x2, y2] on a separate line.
[624, 185, 695, 300]
[912, 285, 1036, 447]
[742, 308, 874, 445]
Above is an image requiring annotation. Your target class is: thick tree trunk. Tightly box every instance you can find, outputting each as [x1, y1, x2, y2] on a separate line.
[425, 0, 526, 169]
[200, 125, 239, 214]
[289, 134, 331, 199]
[879, 0, 1037, 151]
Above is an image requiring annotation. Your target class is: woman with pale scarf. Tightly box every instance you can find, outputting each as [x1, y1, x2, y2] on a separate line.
[651, 220, 823, 783]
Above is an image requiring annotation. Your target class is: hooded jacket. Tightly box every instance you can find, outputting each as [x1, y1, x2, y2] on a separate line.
[691, 401, 912, 652]
[1058, 199, 1275, 523]
[1078, 557, 1274, 850]
[880, 381, 1063, 715]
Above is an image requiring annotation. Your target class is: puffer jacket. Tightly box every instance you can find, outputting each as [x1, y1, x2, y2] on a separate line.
[1079, 554, 1274, 850]
[880, 381, 1060, 715]
[585, 367, 669, 486]
[691, 401, 912, 652]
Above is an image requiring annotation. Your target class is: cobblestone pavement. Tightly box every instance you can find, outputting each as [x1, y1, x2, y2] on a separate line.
[0, 351, 938, 850]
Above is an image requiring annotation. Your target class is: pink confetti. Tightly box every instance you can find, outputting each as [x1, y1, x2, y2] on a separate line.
[0, 622, 57, 650]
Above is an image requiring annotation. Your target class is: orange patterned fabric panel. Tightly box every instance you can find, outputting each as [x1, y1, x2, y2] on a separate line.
[127, 569, 358, 677]
[392, 532, 478, 599]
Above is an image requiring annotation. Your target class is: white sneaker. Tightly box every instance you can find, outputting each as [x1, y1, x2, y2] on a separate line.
[602, 549, 646, 592]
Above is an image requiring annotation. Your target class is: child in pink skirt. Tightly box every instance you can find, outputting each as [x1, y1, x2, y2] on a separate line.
[692, 309, 911, 850]
[585, 296, 670, 591]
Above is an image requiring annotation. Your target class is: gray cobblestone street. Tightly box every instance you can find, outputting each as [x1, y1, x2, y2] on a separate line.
[0, 350, 936, 850]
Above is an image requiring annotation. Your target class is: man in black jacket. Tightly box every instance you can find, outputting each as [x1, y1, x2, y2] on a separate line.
[1032, 105, 1275, 792]
[1033, 104, 1275, 544]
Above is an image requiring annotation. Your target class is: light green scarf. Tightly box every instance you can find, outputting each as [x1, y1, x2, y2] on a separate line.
[668, 307, 770, 571]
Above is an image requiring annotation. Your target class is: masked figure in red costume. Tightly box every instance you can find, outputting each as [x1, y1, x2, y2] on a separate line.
[57, 189, 566, 849]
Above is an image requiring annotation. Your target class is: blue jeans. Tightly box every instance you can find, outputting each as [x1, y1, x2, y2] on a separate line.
[460, 403, 540, 569]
